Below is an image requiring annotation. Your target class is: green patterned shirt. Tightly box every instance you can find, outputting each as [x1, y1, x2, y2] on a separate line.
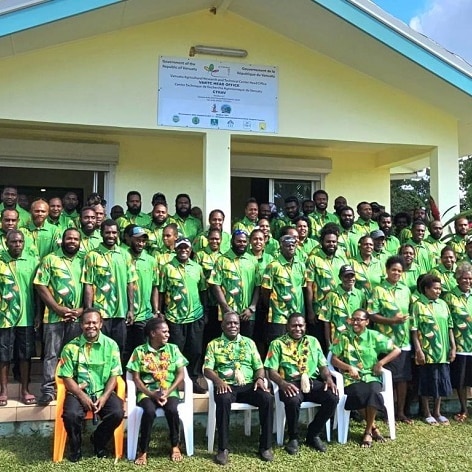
[264, 237, 280, 257]
[171, 214, 203, 241]
[78, 229, 102, 259]
[192, 230, 231, 254]
[351, 219, 379, 237]
[449, 235, 466, 260]
[23, 220, 61, 258]
[82, 244, 137, 319]
[204, 334, 263, 385]
[262, 254, 306, 324]
[129, 248, 159, 322]
[305, 247, 348, 312]
[385, 235, 401, 256]
[34, 248, 84, 324]
[405, 239, 434, 274]
[232, 216, 257, 235]
[430, 264, 457, 296]
[126, 342, 188, 402]
[0, 204, 31, 228]
[444, 286, 472, 354]
[369, 279, 411, 348]
[349, 254, 384, 298]
[209, 249, 260, 320]
[411, 294, 452, 363]
[319, 285, 367, 340]
[159, 256, 206, 324]
[308, 211, 338, 237]
[424, 236, 444, 267]
[401, 262, 422, 292]
[58, 332, 122, 396]
[146, 219, 174, 254]
[271, 216, 296, 241]
[264, 334, 327, 381]
[338, 229, 359, 259]
[330, 328, 394, 386]
[0, 251, 39, 327]
[194, 247, 222, 306]
[117, 211, 152, 234]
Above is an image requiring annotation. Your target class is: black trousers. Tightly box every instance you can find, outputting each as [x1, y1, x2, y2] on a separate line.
[62, 392, 124, 454]
[167, 317, 204, 381]
[280, 379, 338, 441]
[138, 396, 180, 452]
[124, 321, 147, 365]
[214, 383, 273, 452]
[101, 318, 127, 357]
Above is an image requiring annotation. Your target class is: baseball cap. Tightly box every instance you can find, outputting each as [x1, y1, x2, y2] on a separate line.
[339, 265, 356, 277]
[175, 237, 191, 248]
[280, 235, 297, 246]
[130, 226, 148, 239]
[370, 229, 385, 239]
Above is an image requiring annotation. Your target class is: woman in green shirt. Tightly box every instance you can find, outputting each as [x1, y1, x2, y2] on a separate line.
[430, 246, 457, 296]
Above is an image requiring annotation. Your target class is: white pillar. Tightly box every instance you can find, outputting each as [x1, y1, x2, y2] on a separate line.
[203, 131, 232, 232]
[429, 147, 460, 218]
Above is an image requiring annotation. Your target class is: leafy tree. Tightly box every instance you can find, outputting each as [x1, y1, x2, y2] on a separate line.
[390, 170, 430, 216]
[459, 156, 472, 211]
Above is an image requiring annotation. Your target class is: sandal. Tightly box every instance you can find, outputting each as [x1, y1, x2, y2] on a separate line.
[20, 394, 36, 405]
[0, 395, 7, 407]
[435, 415, 450, 426]
[170, 446, 183, 462]
[424, 416, 438, 426]
[454, 412, 467, 423]
[360, 432, 372, 448]
[372, 426, 386, 442]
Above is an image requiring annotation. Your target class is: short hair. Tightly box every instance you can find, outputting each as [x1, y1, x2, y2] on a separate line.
[399, 243, 415, 254]
[164, 223, 178, 236]
[127, 191, 141, 200]
[284, 196, 299, 205]
[386, 255, 405, 271]
[100, 218, 118, 232]
[441, 245, 455, 257]
[339, 205, 354, 215]
[144, 317, 167, 337]
[455, 262, 472, 280]
[209, 209, 225, 220]
[279, 225, 298, 238]
[30, 198, 49, 209]
[175, 193, 191, 204]
[245, 197, 258, 207]
[293, 215, 312, 237]
[257, 218, 270, 226]
[351, 308, 369, 319]
[378, 212, 391, 221]
[2, 185, 18, 193]
[81, 307, 102, 321]
[320, 224, 339, 241]
[62, 228, 80, 241]
[250, 228, 264, 240]
[153, 202, 168, 210]
[80, 206, 96, 216]
[411, 219, 426, 229]
[1, 208, 19, 219]
[429, 219, 442, 230]
[86, 193, 103, 205]
[208, 228, 222, 237]
[313, 189, 328, 200]
[358, 234, 373, 245]
[419, 274, 441, 294]
[356, 201, 370, 211]
[6, 229, 23, 241]
[393, 212, 411, 226]
[287, 312, 305, 323]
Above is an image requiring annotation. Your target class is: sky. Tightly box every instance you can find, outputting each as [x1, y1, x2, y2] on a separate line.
[370, 0, 472, 64]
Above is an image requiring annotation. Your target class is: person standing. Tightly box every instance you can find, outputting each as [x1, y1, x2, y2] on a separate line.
[172, 193, 202, 241]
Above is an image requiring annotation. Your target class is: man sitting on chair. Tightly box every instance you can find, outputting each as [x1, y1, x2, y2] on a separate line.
[127, 317, 188, 465]
[203, 312, 274, 465]
[265, 313, 338, 455]
[57, 308, 124, 462]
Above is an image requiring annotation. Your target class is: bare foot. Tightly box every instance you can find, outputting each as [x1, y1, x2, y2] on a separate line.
[170, 446, 183, 462]
[134, 452, 147, 465]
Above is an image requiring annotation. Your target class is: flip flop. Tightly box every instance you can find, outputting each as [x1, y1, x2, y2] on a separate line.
[0, 395, 7, 407]
[424, 416, 438, 426]
[20, 394, 37, 405]
[454, 412, 467, 423]
[372, 426, 386, 442]
[435, 415, 450, 426]
[360, 432, 372, 448]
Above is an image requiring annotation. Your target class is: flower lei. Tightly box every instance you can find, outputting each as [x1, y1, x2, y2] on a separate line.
[219, 337, 248, 386]
[143, 351, 171, 390]
[286, 336, 311, 393]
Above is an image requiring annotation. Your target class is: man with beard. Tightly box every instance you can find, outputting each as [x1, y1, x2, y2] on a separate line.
[405, 220, 433, 273]
[0, 230, 39, 406]
[147, 202, 172, 255]
[23, 199, 61, 258]
[333, 196, 348, 220]
[58, 309, 124, 462]
[209, 230, 259, 338]
[265, 313, 338, 455]
[337, 206, 358, 259]
[424, 220, 445, 267]
[306, 226, 348, 351]
[34, 228, 84, 406]
[61, 191, 80, 228]
[77, 206, 101, 258]
[449, 217, 469, 260]
[378, 212, 400, 256]
[0, 186, 30, 227]
[272, 196, 301, 240]
[0, 209, 37, 257]
[172, 193, 202, 241]
[124, 226, 159, 363]
[399, 206, 429, 243]
[159, 237, 208, 393]
[352, 201, 379, 236]
[309, 190, 338, 237]
[117, 191, 152, 236]
[193, 209, 231, 254]
[82, 219, 137, 355]
[302, 199, 315, 217]
[261, 235, 306, 344]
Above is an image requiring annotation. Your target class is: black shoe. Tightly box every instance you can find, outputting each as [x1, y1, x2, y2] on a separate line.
[37, 392, 55, 406]
[67, 450, 82, 462]
[215, 449, 229, 465]
[193, 382, 208, 394]
[90, 433, 108, 458]
[285, 439, 299, 455]
[306, 436, 327, 453]
[259, 448, 274, 462]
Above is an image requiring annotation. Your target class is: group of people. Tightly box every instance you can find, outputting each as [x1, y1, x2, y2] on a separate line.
[0, 184, 470, 463]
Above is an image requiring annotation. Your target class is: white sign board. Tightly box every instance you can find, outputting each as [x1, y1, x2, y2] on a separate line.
[158, 57, 278, 133]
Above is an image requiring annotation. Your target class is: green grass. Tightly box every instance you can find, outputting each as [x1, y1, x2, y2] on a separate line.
[1, 418, 472, 471]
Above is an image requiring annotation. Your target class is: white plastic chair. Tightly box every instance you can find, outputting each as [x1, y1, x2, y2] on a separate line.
[327, 353, 395, 444]
[271, 381, 331, 445]
[126, 368, 194, 459]
[204, 376, 258, 453]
